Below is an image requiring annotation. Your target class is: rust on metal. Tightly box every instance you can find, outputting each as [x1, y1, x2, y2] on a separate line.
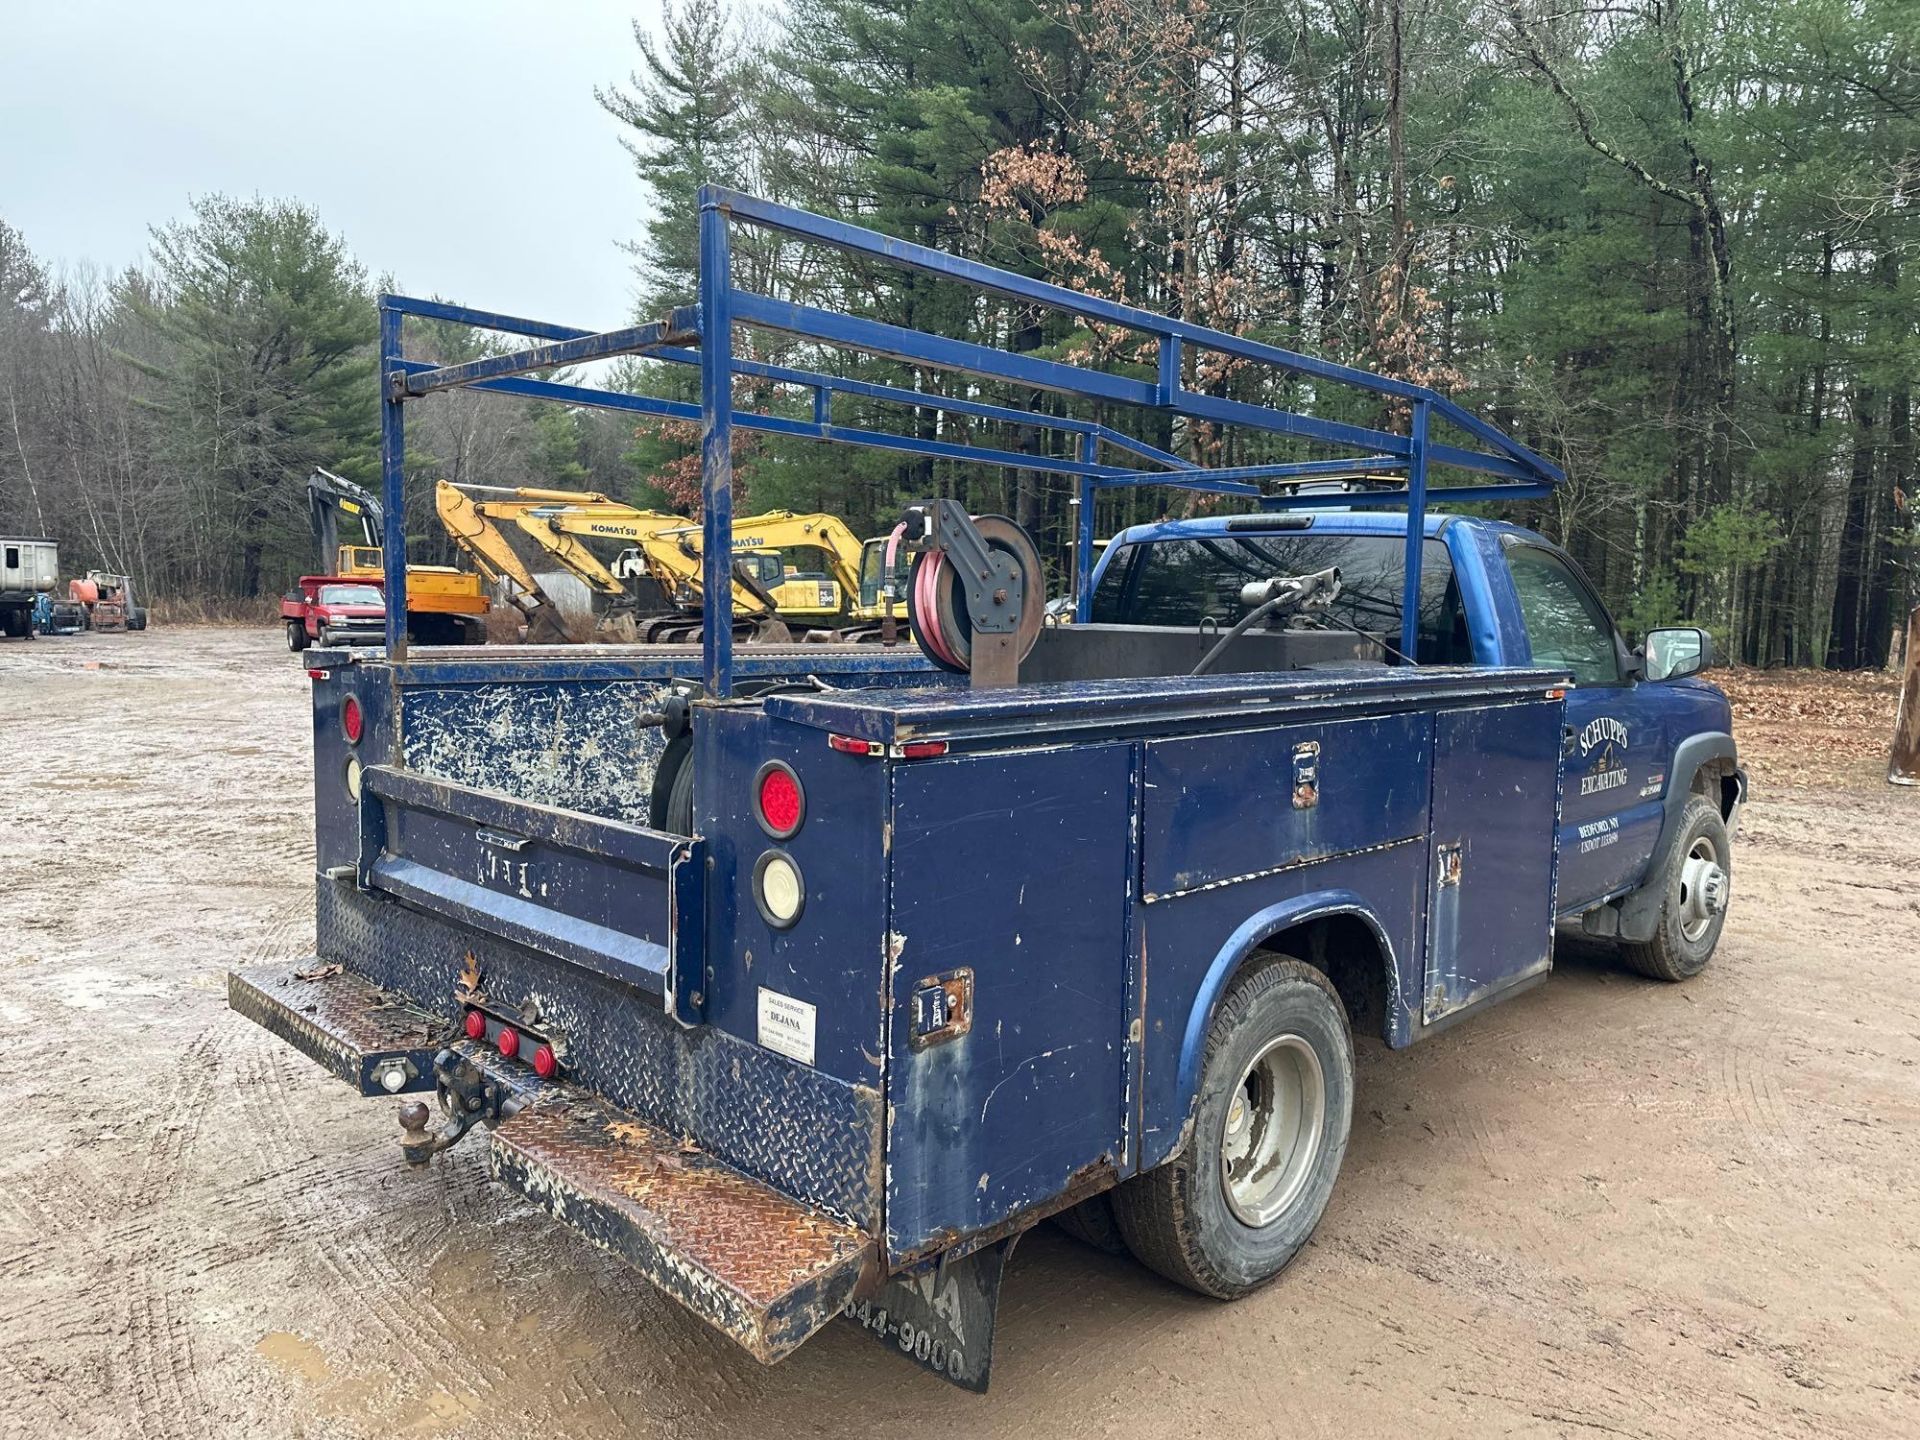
[891, 1154, 1121, 1270]
[488, 1088, 873, 1363]
[227, 960, 448, 1095]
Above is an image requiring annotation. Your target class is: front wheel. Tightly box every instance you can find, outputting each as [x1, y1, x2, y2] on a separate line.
[1112, 958, 1353, 1298]
[1621, 796, 1730, 981]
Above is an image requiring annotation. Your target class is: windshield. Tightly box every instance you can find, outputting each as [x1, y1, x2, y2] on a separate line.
[1089, 530, 1471, 664]
[858, 539, 907, 608]
[318, 584, 384, 607]
[734, 552, 785, 586]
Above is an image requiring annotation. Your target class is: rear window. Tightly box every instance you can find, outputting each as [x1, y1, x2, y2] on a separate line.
[1089, 530, 1471, 664]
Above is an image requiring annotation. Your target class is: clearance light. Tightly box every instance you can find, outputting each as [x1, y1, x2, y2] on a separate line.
[306, 668, 331, 681]
[754, 761, 805, 839]
[754, 851, 805, 929]
[897, 740, 948, 760]
[464, 1010, 486, 1041]
[497, 1027, 520, 1060]
[532, 1045, 558, 1079]
[828, 734, 882, 756]
[342, 694, 364, 744]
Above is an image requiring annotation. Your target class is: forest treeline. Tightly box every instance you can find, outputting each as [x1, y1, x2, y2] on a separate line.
[1, 0, 1914, 665]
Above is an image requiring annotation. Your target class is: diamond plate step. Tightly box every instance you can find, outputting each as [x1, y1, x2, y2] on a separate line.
[488, 1090, 874, 1363]
[228, 960, 447, 1095]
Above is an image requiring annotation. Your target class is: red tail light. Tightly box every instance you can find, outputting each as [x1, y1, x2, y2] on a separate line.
[342, 694, 364, 744]
[754, 761, 805, 838]
[497, 1026, 520, 1060]
[532, 1044, 558, 1079]
[463, 1009, 486, 1040]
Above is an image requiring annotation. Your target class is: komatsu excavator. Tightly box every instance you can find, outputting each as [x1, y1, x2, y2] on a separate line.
[432, 481, 791, 644]
[718, 509, 914, 642]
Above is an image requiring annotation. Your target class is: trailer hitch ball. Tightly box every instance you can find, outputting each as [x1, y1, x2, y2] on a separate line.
[395, 1049, 487, 1166]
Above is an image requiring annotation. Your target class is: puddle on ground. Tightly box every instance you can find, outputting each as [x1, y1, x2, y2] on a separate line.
[255, 1330, 330, 1385]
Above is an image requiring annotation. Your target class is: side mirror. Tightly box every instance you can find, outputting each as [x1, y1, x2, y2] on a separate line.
[1644, 626, 1714, 682]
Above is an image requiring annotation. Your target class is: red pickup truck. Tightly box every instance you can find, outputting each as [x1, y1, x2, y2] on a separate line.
[281, 576, 387, 651]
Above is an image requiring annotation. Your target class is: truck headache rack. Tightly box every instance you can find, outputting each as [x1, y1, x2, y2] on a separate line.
[375, 186, 1563, 687]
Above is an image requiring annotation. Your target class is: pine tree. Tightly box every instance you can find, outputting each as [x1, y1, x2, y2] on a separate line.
[597, 0, 754, 307]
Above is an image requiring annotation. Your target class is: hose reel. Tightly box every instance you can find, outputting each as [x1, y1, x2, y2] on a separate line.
[894, 501, 1045, 688]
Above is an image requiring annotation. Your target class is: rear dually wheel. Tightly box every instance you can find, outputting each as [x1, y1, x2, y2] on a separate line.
[1112, 957, 1353, 1298]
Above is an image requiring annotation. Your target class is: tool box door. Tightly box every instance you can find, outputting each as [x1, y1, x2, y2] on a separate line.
[883, 742, 1134, 1262]
[1422, 698, 1563, 1024]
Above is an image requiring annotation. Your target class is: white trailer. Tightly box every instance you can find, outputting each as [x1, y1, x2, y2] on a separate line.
[0, 536, 58, 639]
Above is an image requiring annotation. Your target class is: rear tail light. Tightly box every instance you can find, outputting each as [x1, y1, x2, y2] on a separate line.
[464, 1009, 486, 1040]
[341, 694, 364, 744]
[497, 1026, 520, 1060]
[754, 761, 805, 838]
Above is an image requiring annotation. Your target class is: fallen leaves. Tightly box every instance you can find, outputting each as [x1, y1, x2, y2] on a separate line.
[1713, 667, 1902, 793]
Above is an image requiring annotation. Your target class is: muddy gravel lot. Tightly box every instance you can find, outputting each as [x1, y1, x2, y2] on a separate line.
[2, 626, 1916, 1439]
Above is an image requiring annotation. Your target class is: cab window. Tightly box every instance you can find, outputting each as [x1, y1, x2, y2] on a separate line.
[1090, 532, 1472, 665]
[1506, 546, 1621, 684]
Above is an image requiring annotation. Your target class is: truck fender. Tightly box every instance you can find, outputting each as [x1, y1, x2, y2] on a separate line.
[1170, 890, 1398, 1149]
[1612, 732, 1741, 943]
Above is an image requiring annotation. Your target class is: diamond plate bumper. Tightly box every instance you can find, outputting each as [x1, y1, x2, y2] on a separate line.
[490, 1091, 874, 1362]
[229, 957, 875, 1365]
[228, 961, 448, 1095]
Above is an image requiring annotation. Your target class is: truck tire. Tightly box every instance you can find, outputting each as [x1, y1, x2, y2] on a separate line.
[1112, 958, 1353, 1299]
[1051, 1192, 1129, 1255]
[1620, 796, 1730, 982]
[287, 622, 309, 653]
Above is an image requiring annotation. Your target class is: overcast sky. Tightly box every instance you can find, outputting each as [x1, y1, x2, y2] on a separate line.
[0, 1, 668, 325]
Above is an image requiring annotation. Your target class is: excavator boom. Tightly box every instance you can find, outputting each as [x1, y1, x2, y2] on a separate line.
[433, 481, 787, 643]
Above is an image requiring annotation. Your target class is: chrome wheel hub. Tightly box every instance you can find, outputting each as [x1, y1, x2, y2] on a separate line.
[1678, 836, 1729, 942]
[1219, 1034, 1326, 1228]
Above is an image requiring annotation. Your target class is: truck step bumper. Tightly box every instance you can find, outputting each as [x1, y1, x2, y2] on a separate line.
[228, 960, 447, 1095]
[228, 958, 874, 1365]
[490, 1090, 873, 1363]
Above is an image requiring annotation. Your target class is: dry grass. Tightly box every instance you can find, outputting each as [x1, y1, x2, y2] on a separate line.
[148, 594, 280, 626]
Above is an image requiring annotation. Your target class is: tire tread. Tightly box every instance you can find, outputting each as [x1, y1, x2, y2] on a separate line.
[1112, 958, 1347, 1299]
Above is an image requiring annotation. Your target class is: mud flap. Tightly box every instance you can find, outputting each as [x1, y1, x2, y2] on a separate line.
[840, 1237, 1018, 1392]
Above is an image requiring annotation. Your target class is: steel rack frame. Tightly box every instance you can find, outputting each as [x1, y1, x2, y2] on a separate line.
[379, 185, 1563, 691]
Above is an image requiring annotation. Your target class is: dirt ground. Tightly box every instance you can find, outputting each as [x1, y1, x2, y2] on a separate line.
[1, 626, 1916, 1439]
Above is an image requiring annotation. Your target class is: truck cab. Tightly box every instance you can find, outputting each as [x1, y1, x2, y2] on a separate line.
[1082, 509, 1745, 972]
[281, 576, 387, 651]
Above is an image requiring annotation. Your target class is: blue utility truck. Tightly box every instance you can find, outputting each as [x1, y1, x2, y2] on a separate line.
[230, 190, 1744, 1391]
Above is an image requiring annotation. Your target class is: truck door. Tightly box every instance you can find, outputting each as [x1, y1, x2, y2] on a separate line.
[1503, 542, 1663, 912]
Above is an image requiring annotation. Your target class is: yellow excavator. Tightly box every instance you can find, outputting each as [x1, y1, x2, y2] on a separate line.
[309, 468, 490, 644]
[721, 510, 917, 641]
[433, 481, 793, 644]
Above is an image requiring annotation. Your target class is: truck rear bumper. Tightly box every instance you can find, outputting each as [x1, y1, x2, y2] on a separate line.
[228, 958, 874, 1363]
